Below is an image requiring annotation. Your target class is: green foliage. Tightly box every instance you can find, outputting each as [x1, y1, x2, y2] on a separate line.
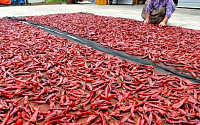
[47, 0, 67, 3]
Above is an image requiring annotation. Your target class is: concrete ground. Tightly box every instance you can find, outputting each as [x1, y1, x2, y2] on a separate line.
[0, 4, 200, 30]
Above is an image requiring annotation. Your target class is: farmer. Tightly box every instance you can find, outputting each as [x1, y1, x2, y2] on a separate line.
[141, 0, 176, 27]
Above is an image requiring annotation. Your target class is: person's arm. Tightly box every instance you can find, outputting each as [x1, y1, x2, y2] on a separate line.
[159, 16, 168, 27]
[144, 13, 150, 24]
[159, 0, 176, 27]
[144, 0, 153, 24]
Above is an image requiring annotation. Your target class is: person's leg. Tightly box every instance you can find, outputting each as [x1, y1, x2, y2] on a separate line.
[141, 0, 166, 24]
[149, 7, 166, 24]
[157, 7, 166, 24]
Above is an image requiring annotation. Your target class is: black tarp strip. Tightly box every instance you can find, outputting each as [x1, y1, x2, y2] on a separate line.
[6, 17, 200, 83]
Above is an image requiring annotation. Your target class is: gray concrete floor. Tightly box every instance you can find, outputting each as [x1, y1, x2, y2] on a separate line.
[0, 4, 200, 30]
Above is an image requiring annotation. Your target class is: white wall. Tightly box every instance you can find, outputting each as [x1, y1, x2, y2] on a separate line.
[178, 0, 200, 8]
[109, 0, 133, 5]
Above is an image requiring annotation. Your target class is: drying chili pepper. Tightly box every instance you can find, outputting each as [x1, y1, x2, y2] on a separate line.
[86, 83, 93, 91]
[152, 112, 162, 125]
[172, 97, 188, 109]
[136, 96, 150, 106]
[13, 119, 23, 125]
[100, 94, 118, 100]
[86, 115, 97, 125]
[30, 107, 39, 123]
[2, 107, 13, 125]
[136, 117, 141, 125]
[130, 102, 136, 118]
[121, 113, 131, 124]
[95, 112, 106, 125]
[120, 105, 131, 112]
[147, 103, 166, 111]
[1, 17, 199, 125]
[82, 93, 94, 107]
[91, 84, 106, 93]
[188, 96, 199, 104]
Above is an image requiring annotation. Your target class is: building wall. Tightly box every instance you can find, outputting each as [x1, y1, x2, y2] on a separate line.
[110, 0, 133, 5]
[177, 0, 200, 8]
[110, 0, 178, 5]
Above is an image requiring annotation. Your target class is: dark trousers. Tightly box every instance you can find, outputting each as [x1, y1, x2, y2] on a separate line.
[141, 0, 166, 24]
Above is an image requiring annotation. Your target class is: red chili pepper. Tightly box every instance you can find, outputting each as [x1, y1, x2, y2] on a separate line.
[2, 107, 13, 125]
[138, 90, 158, 96]
[45, 93, 56, 102]
[84, 78, 95, 82]
[22, 111, 30, 121]
[136, 117, 141, 125]
[164, 118, 198, 124]
[152, 112, 162, 125]
[172, 97, 188, 109]
[143, 115, 150, 125]
[68, 85, 80, 90]
[17, 112, 22, 119]
[103, 114, 111, 122]
[109, 121, 119, 125]
[45, 112, 57, 122]
[24, 96, 29, 106]
[105, 85, 109, 97]
[82, 93, 94, 106]
[100, 94, 117, 100]
[190, 71, 197, 78]
[188, 96, 199, 104]
[110, 112, 123, 118]
[120, 105, 131, 112]
[86, 115, 97, 125]
[91, 84, 106, 93]
[0, 104, 9, 110]
[86, 83, 93, 91]
[95, 112, 106, 125]
[30, 106, 40, 123]
[14, 88, 27, 96]
[136, 84, 145, 90]
[136, 96, 150, 106]
[15, 119, 23, 125]
[148, 77, 154, 86]
[121, 113, 131, 124]
[131, 102, 136, 118]
[140, 118, 146, 125]
[182, 78, 194, 86]
[147, 103, 166, 111]
[60, 90, 66, 104]
[99, 106, 109, 110]
[91, 120, 101, 125]
[92, 80, 105, 88]
[24, 122, 30, 125]
[127, 118, 135, 124]
[44, 119, 64, 125]
[57, 76, 64, 85]
[152, 108, 166, 116]
[91, 100, 106, 108]
[0, 89, 13, 98]
[122, 83, 135, 91]
[194, 89, 198, 99]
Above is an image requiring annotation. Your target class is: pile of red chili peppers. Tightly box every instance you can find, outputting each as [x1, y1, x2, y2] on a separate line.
[0, 18, 200, 125]
[22, 13, 200, 78]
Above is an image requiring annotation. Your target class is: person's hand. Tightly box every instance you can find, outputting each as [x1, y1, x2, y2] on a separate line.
[159, 21, 167, 27]
[159, 17, 168, 27]
[144, 19, 150, 25]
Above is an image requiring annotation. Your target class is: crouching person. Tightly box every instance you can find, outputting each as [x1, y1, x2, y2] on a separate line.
[141, 0, 176, 27]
